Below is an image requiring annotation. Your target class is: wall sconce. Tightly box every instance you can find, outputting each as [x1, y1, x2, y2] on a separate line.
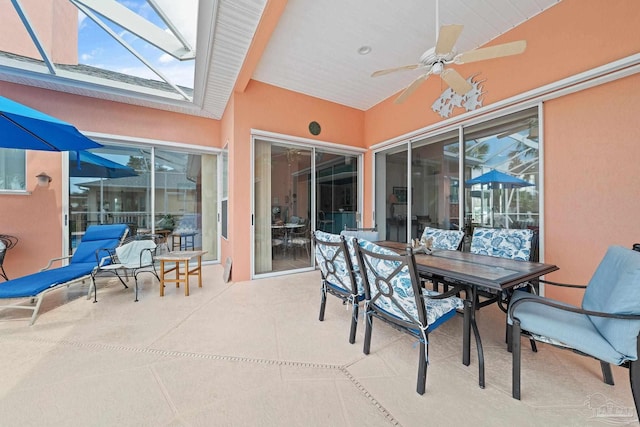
[36, 172, 52, 187]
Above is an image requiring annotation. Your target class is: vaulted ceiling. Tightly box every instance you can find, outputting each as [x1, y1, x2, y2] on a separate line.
[0, 0, 561, 120]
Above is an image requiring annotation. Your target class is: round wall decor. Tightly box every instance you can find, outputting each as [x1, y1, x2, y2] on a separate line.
[308, 121, 321, 136]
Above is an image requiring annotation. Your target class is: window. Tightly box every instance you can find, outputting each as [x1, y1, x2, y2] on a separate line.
[221, 148, 228, 239]
[0, 149, 26, 191]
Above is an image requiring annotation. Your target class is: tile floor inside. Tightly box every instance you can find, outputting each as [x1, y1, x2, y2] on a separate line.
[0, 265, 638, 426]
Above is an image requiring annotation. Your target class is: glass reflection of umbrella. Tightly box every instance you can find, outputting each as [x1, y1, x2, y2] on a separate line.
[69, 151, 138, 224]
[465, 169, 533, 228]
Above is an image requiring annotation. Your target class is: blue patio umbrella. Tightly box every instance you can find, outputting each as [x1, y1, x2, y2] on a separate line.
[465, 169, 533, 189]
[465, 169, 534, 227]
[69, 151, 137, 178]
[0, 96, 101, 151]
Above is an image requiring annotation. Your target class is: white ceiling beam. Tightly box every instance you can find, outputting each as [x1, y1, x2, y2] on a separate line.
[72, 0, 195, 60]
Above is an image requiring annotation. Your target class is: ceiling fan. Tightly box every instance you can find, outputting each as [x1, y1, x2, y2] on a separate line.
[372, 2, 527, 104]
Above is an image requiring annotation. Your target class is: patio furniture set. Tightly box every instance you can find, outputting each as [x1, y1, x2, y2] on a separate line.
[0, 224, 206, 325]
[313, 226, 640, 418]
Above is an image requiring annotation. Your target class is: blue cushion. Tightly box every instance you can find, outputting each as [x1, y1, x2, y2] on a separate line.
[358, 240, 463, 328]
[314, 231, 363, 295]
[582, 246, 640, 360]
[0, 263, 96, 298]
[470, 227, 533, 260]
[421, 227, 464, 250]
[70, 224, 128, 264]
[509, 291, 628, 365]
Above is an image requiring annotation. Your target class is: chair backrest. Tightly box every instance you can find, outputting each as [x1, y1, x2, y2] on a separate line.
[582, 246, 640, 360]
[355, 240, 426, 328]
[470, 227, 534, 261]
[421, 227, 464, 250]
[70, 224, 129, 265]
[313, 230, 362, 296]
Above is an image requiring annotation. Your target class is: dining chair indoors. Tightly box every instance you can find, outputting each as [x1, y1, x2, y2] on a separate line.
[313, 230, 364, 344]
[355, 239, 464, 394]
[509, 245, 640, 418]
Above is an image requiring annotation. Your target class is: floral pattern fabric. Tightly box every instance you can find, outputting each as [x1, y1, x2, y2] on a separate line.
[313, 230, 363, 295]
[358, 240, 463, 328]
[421, 227, 464, 251]
[469, 227, 533, 261]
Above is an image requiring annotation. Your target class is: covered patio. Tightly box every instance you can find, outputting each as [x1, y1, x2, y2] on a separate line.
[0, 267, 636, 426]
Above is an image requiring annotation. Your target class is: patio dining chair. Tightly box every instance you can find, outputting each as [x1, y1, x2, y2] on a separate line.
[0, 234, 18, 281]
[355, 239, 464, 394]
[509, 245, 640, 418]
[419, 227, 464, 292]
[90, 234, 160, 302]
[0, 224, 129, 325]
[313, 230, 364, 343]
[469, 227, 537, 311]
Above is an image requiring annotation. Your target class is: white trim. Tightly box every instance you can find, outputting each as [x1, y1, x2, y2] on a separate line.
[370, 53, 640, 151]
[251, 129, 367, 154]
[83, 131, 222, 154]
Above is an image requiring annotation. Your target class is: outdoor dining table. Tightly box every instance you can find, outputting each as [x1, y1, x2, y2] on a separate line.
[375, 241, 559, 388]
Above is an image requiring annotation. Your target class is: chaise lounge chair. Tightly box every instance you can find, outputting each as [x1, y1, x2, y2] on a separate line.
[0, 224, 129, 325]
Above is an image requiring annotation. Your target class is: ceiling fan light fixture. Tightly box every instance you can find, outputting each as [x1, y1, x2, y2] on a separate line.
[357, 45, 372, 55]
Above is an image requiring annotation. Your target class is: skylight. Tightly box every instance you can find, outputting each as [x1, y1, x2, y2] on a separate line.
[1, 0, 197, 102]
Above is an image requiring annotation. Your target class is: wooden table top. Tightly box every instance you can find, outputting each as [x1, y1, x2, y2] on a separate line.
[375, 241, 558, 291]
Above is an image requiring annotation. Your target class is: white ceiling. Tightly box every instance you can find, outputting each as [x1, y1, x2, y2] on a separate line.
[252, 0, 561, 111]
[0, 0, 562, 119]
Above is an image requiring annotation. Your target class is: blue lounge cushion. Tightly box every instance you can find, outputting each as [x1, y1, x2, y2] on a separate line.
[0, 263, 96, 298]
[314, 230, 364, 295]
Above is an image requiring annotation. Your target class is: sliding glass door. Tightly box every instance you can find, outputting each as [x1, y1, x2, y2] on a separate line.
[253, 140, 361, 276]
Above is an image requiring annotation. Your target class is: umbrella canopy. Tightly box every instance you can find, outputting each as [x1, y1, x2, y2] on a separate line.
[69, 151, 137, 178]
[0, 96, 102, 151]
[466, 170, 534, 228]
[465, 169, 533, 188]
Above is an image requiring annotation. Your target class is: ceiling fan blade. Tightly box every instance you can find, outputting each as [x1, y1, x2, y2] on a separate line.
[394, 73, 430, 104]
[455, 40, 526, 64]
[440, 68, 472, 95]
[371, 64, 420, 77]
[435, 24, 464, 55]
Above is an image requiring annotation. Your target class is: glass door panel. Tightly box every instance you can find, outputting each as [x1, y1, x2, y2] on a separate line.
[411, 131, 461, 240]
[254, 141, 312, 275]
[375, 146, 409, 242]
[315, 151, 359, 234]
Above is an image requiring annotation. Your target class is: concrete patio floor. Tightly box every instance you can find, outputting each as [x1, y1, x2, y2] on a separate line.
[0, 265, 638, 426]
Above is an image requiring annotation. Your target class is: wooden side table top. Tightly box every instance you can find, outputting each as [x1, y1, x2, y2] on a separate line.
[155, 250, 207, 261]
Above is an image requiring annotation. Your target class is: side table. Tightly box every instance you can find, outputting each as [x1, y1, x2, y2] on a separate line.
[156, 250, 207, 296]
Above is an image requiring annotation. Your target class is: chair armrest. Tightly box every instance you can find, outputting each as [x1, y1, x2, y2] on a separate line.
[41, 255, 73, 271]
[95, 247, 118, 266]
[538, 279, 587, 289]
[509, 295, 640, 321]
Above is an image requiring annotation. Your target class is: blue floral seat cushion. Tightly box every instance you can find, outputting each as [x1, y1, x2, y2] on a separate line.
[421, 227, 464, 251]
[470, 227, 533, 261]
[358, 240, 463, 329]
[314, 230, 364, 296]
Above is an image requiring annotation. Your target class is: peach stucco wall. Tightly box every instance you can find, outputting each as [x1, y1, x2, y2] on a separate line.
[0, 0, 77, 64]
[364, 0, 640, 304]
[543, 73, 640, 305]
[225, 80, 364, 281]
[0, 82, 219, 279]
